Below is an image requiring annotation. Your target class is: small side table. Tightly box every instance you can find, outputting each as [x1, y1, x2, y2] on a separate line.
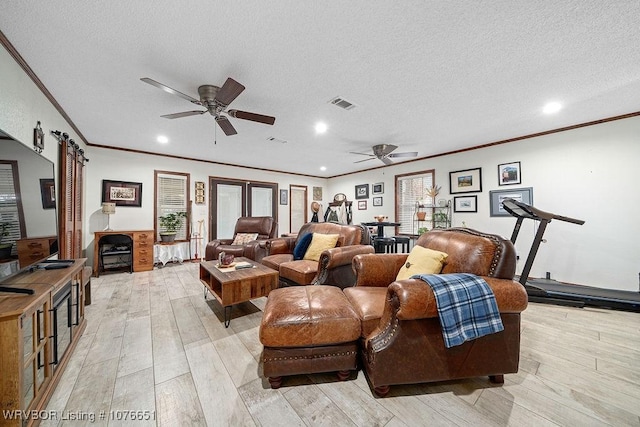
[154, 242, 188, 266]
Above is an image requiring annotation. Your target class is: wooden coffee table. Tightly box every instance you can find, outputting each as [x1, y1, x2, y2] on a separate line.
[199, 257, 278, 327]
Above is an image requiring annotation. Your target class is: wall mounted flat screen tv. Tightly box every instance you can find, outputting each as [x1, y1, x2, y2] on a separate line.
[1, 133, 58, 281]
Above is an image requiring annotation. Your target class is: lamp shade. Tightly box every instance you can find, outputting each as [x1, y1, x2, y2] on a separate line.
[101, 202, 116, 215]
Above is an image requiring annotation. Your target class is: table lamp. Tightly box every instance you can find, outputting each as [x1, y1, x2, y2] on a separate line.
[101, 202, 116, 231]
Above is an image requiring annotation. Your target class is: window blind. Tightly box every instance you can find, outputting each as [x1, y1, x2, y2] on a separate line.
[0, 163, 21, 253]
[396, 171, 434, 235]
[156, 173, 188, 240]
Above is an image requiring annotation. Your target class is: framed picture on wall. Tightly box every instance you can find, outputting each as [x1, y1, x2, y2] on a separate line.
[489, 187, 533, 217]
[372, 182, 384, 194]
[355, 184, 369, 199]
[279, 189, 288, 205]
[449, 167, 482, 194]
[102, 180, 142, 207]
[372, 196, 383, 207]
[39, 178, 55, 209]
[498, 161, 521, 186]
[453, 195, 477, 213]
[358, 200, 367, 210]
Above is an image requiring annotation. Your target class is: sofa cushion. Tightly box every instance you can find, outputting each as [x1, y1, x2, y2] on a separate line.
[395, 246, 447, 281]
[303, 233, 340, 261]
[232, 232, 259, 245]
[280, 260, 318, 285]
[343, 286, 388, 337]
[261, 253, 293, 271]
[293, 232, 313, 260]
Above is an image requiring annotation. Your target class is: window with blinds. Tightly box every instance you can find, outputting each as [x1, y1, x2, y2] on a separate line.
[0, 162, 23, 254]
[396, 169, 434, 235]
[155, 171, 189, 241]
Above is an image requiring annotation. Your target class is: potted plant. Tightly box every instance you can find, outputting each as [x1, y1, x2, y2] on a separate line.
[159, 212, 187, 242]
[0, 222, 12, 259]
[417, 227, 429, 236]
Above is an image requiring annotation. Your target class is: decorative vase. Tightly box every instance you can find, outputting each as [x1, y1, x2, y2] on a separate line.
[416, 211, 427, 221]
[160, 233, 176, 243]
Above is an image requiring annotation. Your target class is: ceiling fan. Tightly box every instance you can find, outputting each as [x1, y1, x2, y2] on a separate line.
[140, 77, 275, 136]
[350, 144, 418, 165]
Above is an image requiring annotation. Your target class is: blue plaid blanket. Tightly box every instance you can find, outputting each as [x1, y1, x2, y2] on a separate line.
[412, 273, 504, 348]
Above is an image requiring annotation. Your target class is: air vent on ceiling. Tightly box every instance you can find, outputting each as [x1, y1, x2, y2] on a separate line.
[329, 96, 356, 110]
[266, 136, 288, 144]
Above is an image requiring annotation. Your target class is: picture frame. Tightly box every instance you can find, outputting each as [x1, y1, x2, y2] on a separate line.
[313, 186, 323, 201]
[194, 181, 205, 205]
[449, 167, 482, 194]
[489, 187, 533, 217]
[453, 195, 477, 213]
[33, 121, 44, 153]
[279, 189, 288, 205]
[39, 178, 55, 209]
[101, 180, 142, 207]
[355, 183, 369, 199]
[498, 161, 521, 186]
[358, 200, 367, 210]
[372, 196, 383, 207]
[372, 182, 384, 194]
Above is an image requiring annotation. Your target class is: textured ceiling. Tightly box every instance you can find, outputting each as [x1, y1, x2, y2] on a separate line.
[1, 1, 639, 177]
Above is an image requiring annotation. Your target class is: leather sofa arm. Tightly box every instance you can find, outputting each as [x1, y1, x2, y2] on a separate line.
[352, 253, 408, 287]
[319, 245, 375, 270]
[204, 239, 233, 260]
[387, 277, 528, 321]
[243, 240, 268, 262]
[266, 237, 296, 255]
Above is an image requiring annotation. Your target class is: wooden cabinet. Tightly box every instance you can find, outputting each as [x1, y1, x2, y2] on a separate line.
[93, 230, 155, 277]
[16, 236, 57, 269]
[0, 259, 86, 427]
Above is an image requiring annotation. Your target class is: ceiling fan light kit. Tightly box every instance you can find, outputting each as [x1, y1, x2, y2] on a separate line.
[350, 144, 418, 165]
[141, 77, 275, 136]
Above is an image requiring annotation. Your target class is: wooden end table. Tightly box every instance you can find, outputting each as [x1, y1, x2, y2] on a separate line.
[199, 257, 278, 327]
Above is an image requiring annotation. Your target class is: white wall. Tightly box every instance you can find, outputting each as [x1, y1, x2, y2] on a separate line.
[86, 147, 327, 266]
[327, 116, 640, 292]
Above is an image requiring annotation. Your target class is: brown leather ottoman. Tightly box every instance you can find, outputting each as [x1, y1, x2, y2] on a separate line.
[259, 285, 361, 389]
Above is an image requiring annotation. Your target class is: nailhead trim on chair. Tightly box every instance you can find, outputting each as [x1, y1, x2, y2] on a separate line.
[263, 350, 358, 363]
[443, 228, 504, 277]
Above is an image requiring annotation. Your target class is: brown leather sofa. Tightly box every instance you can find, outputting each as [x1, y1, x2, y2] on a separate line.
[261, 222, 373, 288]
[205, 216, 277, 262]
[343, 228, 528, 397]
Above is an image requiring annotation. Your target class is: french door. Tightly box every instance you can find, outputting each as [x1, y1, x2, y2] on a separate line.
[209, 178, 277, 240]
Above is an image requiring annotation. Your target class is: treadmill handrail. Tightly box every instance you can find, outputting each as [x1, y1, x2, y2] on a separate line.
[502, 198, 585, 225]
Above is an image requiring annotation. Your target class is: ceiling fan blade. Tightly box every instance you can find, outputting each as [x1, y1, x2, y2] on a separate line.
[215, 116, 238, 136]
[215, 78, 245, 106]
[389, 151, 418, 158]
[381, 157, 394, 165]
[161, 110, 207, 119]
[349, 151, 375, 157]
[354, 158, 375, 164]
[140, 78, 200, 104]
[228, 109, 275, 125]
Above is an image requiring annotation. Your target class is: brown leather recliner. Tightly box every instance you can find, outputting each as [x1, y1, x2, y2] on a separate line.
[205, 216, 277, 262]
[261, 222, 374, 288]
[343, 228, 528, 397]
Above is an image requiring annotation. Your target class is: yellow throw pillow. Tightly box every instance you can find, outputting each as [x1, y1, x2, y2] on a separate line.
[395, 246, 448, 281]
[303, 233, 340, 261]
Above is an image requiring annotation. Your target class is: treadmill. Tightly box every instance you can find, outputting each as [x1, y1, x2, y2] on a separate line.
[502, 198, 640, 312]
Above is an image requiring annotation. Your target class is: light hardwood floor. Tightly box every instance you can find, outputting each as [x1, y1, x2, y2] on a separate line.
[42, 263, 640, 426]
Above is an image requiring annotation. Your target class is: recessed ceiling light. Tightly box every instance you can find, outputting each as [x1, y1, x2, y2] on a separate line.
[157, 135, 169, 143]
[315, 122, 327, 134]
[542, 102, 562, 114]
[320, 166, 327, 171]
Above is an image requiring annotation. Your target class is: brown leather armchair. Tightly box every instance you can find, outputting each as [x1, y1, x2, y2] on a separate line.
[205, 216, 277, 262]
[261, 222, 374, 288]
[343, 228, 528, 397]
